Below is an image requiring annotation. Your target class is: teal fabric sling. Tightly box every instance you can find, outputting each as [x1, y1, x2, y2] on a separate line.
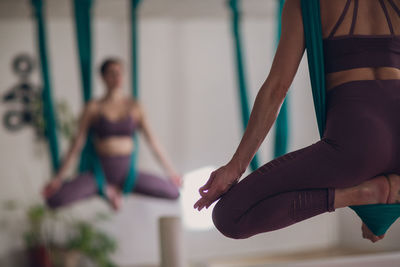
[228, 0, 260, 171]
[123, 0, 143, 194]
[301, 0, 400, 236]
[73, 0, 106, 196]
[273, 0, 290, 158]
[31, 0, 61, 172]
[228, 0, 291, 166]
[74, 0, 141, 196]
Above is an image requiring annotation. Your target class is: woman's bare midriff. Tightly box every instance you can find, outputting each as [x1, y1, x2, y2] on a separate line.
[326, 67, 400, 91]
[94, 137, 134, 156]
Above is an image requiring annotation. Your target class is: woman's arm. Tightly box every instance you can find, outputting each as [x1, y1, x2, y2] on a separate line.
[54, 101, 97, 180]
[136, 103, 180, 179]
[42, 101, 97, 199]
[195, 0, 305, 210]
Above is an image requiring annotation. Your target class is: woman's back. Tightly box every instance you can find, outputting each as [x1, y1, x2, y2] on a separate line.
[319, 0, 400, 90]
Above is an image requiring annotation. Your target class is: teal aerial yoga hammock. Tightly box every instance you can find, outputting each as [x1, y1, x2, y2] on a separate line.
[74, 0, 107, 196]
[301, 0, 400, 236]
[31, 0, 60, 172]
[74, 0, 141, 196]
[273, 0, 290, 158]
[228, 0, 260, 171]
[74, 0, 93, 103]
[125, 0, 143, 194]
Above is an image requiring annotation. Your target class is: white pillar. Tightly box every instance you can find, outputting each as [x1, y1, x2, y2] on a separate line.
[159, 216, 185, 267]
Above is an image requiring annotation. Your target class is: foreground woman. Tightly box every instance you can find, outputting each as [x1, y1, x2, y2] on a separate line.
[195, 0, 400, 243]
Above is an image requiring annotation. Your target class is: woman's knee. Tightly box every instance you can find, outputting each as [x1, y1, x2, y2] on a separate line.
[46, 194, 64, 209]
[212, 199, 248, 239]
[164, 186, 180, 200]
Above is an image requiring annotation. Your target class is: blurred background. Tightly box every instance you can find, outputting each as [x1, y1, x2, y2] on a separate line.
[0, 0, 399, 266]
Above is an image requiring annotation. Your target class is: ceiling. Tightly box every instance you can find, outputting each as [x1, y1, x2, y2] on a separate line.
[0, 0, 276, 20]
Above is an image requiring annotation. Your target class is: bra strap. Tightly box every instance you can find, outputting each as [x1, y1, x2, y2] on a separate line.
[349, 0, 358, 35]
[387, 0, 400, 18]
[328, 0, 352, 38]
[379, 0, 395, 35]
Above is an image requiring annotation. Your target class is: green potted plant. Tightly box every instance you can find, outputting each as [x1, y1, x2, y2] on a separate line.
[24, 205, 52, 267]
[65, 221, 117, 267]
[1, 202, 53, 267]
[1, 201, 117, 267]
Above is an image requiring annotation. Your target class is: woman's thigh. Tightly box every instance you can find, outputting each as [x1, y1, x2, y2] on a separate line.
[132, 171, 179, 200]
[46, 172, 98, 209]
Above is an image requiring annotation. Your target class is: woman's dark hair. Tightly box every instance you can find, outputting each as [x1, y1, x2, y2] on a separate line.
[100, 58, 122, 76]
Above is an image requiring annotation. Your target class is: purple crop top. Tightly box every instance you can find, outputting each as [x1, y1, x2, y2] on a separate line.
[91, 113, 137, 139]
[323, 0, 400, 74]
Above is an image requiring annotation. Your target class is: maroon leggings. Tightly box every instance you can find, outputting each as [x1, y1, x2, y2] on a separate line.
[47, 155, 179, 209]
[212, 80, 400, 239]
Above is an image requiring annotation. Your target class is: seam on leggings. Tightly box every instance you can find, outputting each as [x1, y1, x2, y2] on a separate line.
[328, 188, 335, 212]
[255, 146, 312, 175]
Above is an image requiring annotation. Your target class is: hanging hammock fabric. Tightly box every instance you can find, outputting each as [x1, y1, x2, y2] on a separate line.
[74, 0, 93, 103]
[123, 0, 143, 194]
[300, 0, 400, 236]
[31, 0, 60, 172]
[273, 0, 290, 158]
[300, 0, 326, 137]
[228, 0, 260, 171]
[73, 0, 107, 196]
[74, 0, 141, 196]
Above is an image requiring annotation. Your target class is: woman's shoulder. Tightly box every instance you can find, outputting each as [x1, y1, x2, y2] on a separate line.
[87, 99, 101, 109]
[125, 97, 143, 122]
[83, 99, 101, 117]
[125, 97, 142, 110]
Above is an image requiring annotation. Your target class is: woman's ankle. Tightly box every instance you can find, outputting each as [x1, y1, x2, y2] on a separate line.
[334, 175, 389, 209]
[387, 174, 400, 204]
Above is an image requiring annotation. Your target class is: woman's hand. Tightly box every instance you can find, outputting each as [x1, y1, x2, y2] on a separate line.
[169, 173, 183, 188]
[361, 223, 385, 242]
[105, 184, 122, 211]
[194, 164, 242, 211]
[42, 178, 62, 199]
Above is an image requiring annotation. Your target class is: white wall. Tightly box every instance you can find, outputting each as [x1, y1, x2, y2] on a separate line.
[3, 0, 397, 266]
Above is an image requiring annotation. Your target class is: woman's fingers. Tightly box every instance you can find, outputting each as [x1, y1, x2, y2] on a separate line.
[196, 189, 221, 210]
[42, 188, 49, 198]
[170, 175, 183, 188]
[195, 196, 209, 209]
[195, 192, 217, 211]
[43, 179, 63, 199]
[43, 185, 55, 199]
[200, 172, 216, 192]
[196, 165, 240, 211]
[194, 198, 206, 211]
[199, 190, 207, 197]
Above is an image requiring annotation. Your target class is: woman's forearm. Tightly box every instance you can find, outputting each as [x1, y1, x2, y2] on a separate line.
[55, 135, 85, 180]
[139, 111, 178, 176]
[229, 79, 288, 176]
[150, 139, 177, 176]
[54, 102, 93, 180]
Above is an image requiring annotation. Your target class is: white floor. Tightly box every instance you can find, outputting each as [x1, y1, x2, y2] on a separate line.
[270, 252, 400, 267]
[208, 251, 400, 267]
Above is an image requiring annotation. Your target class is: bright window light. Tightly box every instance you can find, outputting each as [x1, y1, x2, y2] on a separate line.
[181, 166, 216, 231]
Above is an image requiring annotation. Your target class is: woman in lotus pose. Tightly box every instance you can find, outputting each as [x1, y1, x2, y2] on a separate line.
[43, 58, 181, 210]
[195, 0, 400, 243]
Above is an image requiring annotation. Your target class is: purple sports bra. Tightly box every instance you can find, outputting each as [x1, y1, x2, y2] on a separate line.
[91, 113, 137, 139]
[323, 0, 400, 74]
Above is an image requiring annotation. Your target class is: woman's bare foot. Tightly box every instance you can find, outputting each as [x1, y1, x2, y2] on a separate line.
[334, 175, 389, 209]
[361, 222, 385, 243]
[359, 174, 400, 243]
[106, 185, 122, 211]
[386, 174, 400, 204]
